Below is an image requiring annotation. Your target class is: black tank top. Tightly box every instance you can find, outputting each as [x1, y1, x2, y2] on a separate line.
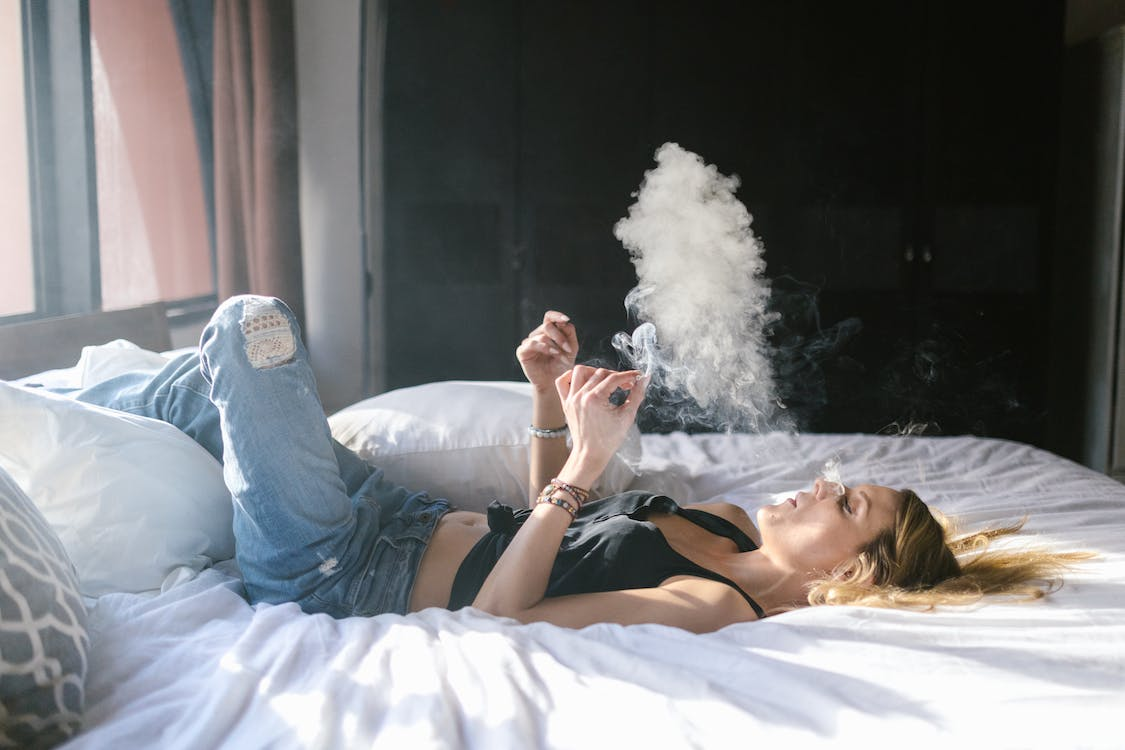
[448, 491, 766, 619]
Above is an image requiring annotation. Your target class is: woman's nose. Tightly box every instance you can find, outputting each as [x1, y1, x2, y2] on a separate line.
[814, 478, 842, 500]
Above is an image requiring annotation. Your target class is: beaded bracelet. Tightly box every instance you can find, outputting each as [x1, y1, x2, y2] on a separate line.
[536, 478, 589, 520]
[528, 424, 569, 439]
[548, 477, 590, 507]
[536, 492, 577, 520]
[536, 481, 571, 507]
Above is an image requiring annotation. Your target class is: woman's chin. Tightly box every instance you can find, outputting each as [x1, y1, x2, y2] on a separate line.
[756, 503, 783, 527]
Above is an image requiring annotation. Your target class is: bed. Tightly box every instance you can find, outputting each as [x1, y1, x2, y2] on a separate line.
[1, 310, 1123, 749]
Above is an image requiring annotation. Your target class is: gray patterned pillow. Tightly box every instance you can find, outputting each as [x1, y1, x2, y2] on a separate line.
[0, 466, 88, 748]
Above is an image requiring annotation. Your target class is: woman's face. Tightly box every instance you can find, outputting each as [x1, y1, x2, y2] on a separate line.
[756, 479, 903, 574]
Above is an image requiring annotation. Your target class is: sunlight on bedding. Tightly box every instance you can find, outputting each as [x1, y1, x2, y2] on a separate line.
[268, 691, 326, 747]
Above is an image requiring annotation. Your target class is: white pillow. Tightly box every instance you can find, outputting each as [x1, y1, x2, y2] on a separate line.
[0, 382, 235, 596]
[328, 381, 641, 512]
[76, 339, 173, 386]
[12, 340, 177, 390]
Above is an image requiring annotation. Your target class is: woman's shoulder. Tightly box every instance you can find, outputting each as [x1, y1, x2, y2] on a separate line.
[683, 501, 762, 547]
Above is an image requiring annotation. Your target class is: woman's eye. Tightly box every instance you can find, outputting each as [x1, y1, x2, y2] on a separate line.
[840, 497, 852, 515]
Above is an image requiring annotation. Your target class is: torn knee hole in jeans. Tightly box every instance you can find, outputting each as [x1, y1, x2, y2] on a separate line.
[241, 304, 297, 369]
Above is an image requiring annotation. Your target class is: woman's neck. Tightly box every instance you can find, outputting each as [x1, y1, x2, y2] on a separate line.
[730, 549, 814, 616]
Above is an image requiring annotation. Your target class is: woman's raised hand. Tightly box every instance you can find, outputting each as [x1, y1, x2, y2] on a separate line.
[517, 311, 578, 392]
[554, 366, 646, 479]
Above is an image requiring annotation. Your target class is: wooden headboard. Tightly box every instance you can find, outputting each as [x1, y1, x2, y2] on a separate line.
[0, 303, 171, 381]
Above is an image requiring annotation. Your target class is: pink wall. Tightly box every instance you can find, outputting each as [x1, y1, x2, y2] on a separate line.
[90, 0, 212, 310]
[0, 0, 35, 317]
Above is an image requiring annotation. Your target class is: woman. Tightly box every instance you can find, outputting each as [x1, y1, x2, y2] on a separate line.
[69, 296, 1080, 633]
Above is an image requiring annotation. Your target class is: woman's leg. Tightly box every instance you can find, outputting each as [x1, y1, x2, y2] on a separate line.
[66, 351, 225, 461]
[193, 295, 386, 609]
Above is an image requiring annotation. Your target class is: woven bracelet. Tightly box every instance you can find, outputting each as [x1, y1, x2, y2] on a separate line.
[536, 493, 577, 519]
[548, 477, 590, 506]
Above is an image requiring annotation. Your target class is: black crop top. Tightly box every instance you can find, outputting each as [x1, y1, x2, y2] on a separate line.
[448, 491, 766, 619]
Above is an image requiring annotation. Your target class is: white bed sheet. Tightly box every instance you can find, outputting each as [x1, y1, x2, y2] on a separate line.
[61, 431, 1125, 749]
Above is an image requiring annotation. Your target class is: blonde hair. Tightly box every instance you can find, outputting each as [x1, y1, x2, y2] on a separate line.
[806, 489, 1093, 609]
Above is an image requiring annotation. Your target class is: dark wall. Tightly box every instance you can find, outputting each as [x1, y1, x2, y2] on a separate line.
[383, 0, 1064, 442]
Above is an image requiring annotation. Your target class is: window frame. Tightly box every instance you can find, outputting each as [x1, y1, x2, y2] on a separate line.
[5, 0, 217, 327]
[16, 0, 100, 323]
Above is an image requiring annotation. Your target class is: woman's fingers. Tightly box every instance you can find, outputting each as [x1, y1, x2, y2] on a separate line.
[588, 369, 639, 395]
[542, 310, 570, 326]
[540, 319, 576, 355]
[555, 368, 575, 400]
[618, 374, 648, 415]
[544, 322, 574, 355]
[558, 367, 647, 411]
[520, 337, 562, 358]
[542, 317, 575, 355]
[559, 365, 600, 397]
[573, 369, 641, 402]
[570, 365, 598, 392]
[518, 330, 569, 360]
[579, 367, 616, 395]
[520, 311, 577, 357]
[605, 373, 643, 410]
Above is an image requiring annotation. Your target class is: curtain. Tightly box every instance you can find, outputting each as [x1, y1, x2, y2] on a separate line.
[172, 0, 303, 324]
[212, 0, 303, 324]
[167, 0, 215, 276]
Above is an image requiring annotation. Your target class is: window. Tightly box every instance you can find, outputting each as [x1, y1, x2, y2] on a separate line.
[3, 0, 214, 323]
[0, 0, 35, 317]
[90, 0, 213, 310]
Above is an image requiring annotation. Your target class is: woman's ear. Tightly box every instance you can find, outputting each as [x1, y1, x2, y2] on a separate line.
[836, 556, 875, 585]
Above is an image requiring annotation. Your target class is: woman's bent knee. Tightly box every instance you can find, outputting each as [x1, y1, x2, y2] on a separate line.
[206, 296, 300, 371]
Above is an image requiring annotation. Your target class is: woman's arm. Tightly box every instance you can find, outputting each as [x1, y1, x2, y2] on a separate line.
[517, 311, 578, 505]
[472, 366, 645, 617]
[492, 578, 758, 633]
[528, 390, 570, 506]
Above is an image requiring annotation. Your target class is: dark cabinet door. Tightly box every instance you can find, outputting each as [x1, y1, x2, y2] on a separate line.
[923, 0, 1061, 298]
[384, 0, 520, 388]
[514, 0, 651, 367]
[908, 0, 1063, 442]
[810, 0, 1062, 441]
[781, 1, 922, 433]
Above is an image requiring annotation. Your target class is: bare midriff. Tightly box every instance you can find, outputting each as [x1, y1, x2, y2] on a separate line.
[408, 510, 490, 611]
[405, 503, 755, 613]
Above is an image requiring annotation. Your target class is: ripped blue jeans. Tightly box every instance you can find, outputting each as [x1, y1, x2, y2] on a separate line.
[67, 295, 448, 617]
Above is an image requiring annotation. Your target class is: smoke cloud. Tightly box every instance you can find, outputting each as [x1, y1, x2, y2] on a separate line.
[612, 143, 791, 433]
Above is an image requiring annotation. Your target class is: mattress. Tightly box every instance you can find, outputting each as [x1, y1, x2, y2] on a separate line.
[60, 429, 1125, 749]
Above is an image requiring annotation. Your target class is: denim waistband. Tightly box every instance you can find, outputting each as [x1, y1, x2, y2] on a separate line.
[306, 481, 450, 618]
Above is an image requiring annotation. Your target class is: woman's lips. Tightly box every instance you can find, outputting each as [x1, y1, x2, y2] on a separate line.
[788, 497, 797, 508]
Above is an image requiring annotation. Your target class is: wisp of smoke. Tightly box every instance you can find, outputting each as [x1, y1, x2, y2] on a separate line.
[613, 143, 790, 433]
[819, 455, 844, 497]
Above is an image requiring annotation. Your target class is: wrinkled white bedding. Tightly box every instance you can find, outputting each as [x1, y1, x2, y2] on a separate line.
[62, 431, 1125, 749]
